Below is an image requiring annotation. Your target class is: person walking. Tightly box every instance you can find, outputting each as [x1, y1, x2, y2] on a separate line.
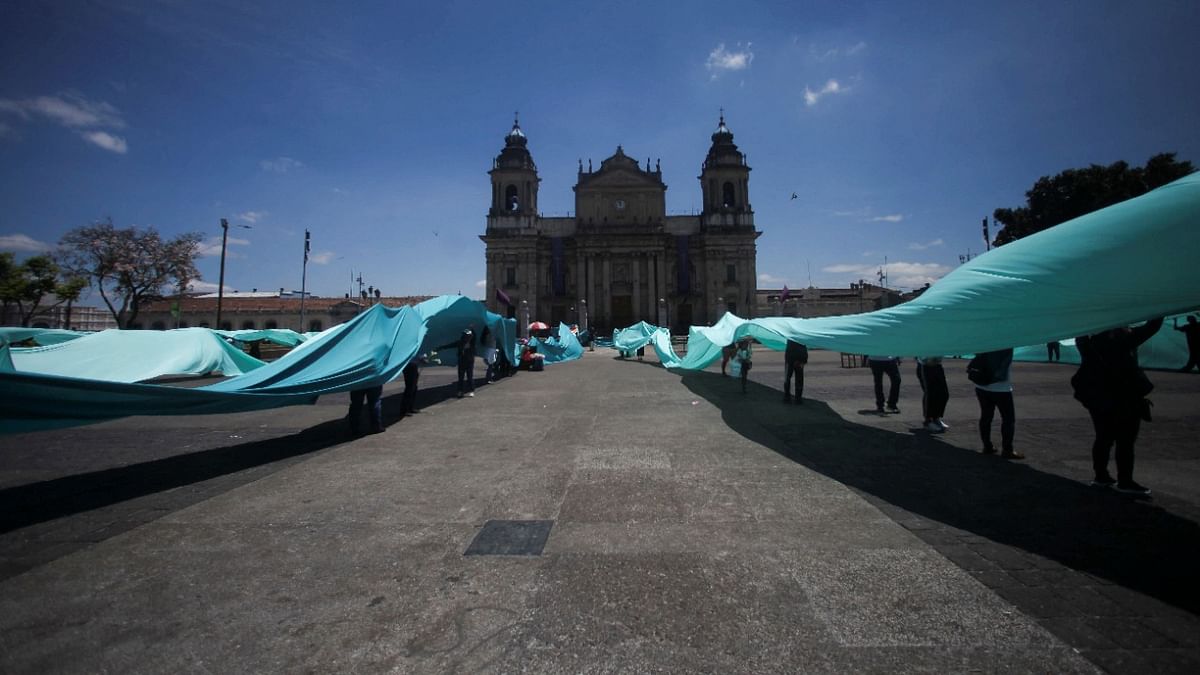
[735, 338, 754, 393]
[347, 384, 385, 435]
[867, 355, 901, 413]
[457, 328, 477, 398]
[917, 356, 950, 432]
[1046, 340, 1061, 362]
[970, 348, 1021, 459]
[783, 339, 808, 404]
[1173, 315, 1200, 372]
[481, 326, 498, 382]
[1073, 317, 1164, 495]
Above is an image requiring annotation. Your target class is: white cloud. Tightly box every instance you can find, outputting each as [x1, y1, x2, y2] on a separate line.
[0, 92, 129, 153]
[706, 42, 754, 79]
[812, 41, 868, 62]
[908, 238, 944, 250]
[474, 279, 487, 289]
[81, 130, 127, 154]
[260, 157, 304, 173]
[0, 233, 52, 252]
[186, 280, 232, 294]
[847, 41, 868, 55]
[197, 235, 250, 257]
[309, 251, 335, 265]
[758, 273, 790, 286]
[822, 261, 952, 289]
[803, 79, 849, 107]
[238, 210, 267, 223]
[871, 214, 904, 223]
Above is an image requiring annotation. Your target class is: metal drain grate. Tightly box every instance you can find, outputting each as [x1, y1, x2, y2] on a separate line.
[464, 519, 554, 556]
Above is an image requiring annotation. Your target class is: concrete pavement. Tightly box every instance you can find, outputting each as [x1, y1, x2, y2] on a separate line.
[1, 348, 1198, 673]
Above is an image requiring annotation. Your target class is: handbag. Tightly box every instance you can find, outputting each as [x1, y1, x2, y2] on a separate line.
[966, 355, 994, 385]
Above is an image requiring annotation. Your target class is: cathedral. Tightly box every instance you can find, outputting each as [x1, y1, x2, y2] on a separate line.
[481, 114, 760, 334]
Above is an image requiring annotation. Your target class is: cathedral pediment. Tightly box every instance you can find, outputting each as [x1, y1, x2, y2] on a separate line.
[577, 146, 665, 190]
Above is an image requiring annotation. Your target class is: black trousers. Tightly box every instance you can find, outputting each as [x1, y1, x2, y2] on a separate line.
[869, 360, 901, 408]
[784, 361, 805, 398]
[917, 363, 949, 420]
[402, 364, 420, 413]
[348, 385, 383, 432]
[1089, 405, 1141, 482]
[975, 388, 1015, 453]
[457, 358, 475, 394]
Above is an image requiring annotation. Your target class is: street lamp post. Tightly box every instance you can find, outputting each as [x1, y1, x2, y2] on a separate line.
[658, 297, 667, 334]
[580, 298, 591, 350]
[520, 299, 530, 339]
[215, 218, 252, 330]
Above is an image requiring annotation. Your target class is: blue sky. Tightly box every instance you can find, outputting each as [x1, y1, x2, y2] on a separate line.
[2, 0, 1197, 301]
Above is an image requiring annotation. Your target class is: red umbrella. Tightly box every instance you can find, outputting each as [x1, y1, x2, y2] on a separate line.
[528, 321, 550, 331]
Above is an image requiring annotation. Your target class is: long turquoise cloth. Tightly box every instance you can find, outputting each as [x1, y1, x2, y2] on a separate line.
[0, 328, 87, 346]
[646, 173, 1200, 370]
[10, 327, 266, 382]
[214, 328, 308, 347]
[1011, 314, 1193, 370]
[528, 322, 584, 364]
[613, 321, 668, 352]
[0, 296, 506, 432]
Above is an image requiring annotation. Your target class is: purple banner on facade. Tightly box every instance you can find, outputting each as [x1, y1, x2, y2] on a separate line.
[676, 235, 690, 294]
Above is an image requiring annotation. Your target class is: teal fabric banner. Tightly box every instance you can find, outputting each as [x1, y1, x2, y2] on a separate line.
[612, 321, 668, 352]
[0, 327, 87, 346]
[645, 173, 1200, 369]
[10, 327, 266, 382]
[0, 296, 507, 432]
[214, 328, 308, 347]
[528, 322, 584, 364]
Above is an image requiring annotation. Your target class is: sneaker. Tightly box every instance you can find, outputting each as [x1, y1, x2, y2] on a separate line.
[457, 392, 463, 399]
[1000, 450, 1026, 460]
[467, 392, 475, 398]
[981, 446, 997, 455]
[887, 405, 900, 414]
[1115, 481, 1152, 496]
[1090, 475, 1117, 488]
[876, 405, 885, 413]
[936, 419, 950, 430]
[925, 421, 944, 433]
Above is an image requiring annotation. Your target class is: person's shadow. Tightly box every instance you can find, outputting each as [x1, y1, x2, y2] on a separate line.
[681, 370, 1200, 616]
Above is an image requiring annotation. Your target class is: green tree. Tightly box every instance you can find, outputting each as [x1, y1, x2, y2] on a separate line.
[993, 153, 1195, 246]
[57, 219, 203, 329]
[0, 252, 88, 327]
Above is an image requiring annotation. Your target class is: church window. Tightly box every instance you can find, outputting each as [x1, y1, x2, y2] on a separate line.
[152, 321, 166, 330]
[265, 320, 278, 329]
[726, 264, 737, 283]
[722, 181, 737, 208]
[506, 267, 517, 286]
[505, 185, 520, 212]
[308, 320, 323, 331]
[241, 320, 256, 330]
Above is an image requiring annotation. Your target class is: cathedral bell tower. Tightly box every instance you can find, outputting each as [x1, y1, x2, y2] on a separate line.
[699, 112, 753, 228]
[488, 114, 540, 229]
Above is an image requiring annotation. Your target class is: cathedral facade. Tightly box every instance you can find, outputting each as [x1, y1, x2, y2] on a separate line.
[481, 115, 760, 334]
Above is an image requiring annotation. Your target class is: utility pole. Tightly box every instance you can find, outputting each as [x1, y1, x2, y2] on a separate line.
[216, 218, 228, 330]
[299, 229, 310, 331]
[982, 217, 992, 251]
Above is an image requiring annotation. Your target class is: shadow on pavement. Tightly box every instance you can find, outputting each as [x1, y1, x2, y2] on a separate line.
[0, 417, 351, 534]
[681, 370, 1200, 617]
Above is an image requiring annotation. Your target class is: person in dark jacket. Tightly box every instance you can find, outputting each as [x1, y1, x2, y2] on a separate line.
[1074, 317, 1164, 495]
[917, 356, 950, 432]
[783, 340, 809, 404]
[457, 328, 477, 398]
[401, 354, 423, 415]
[973, 349, 1020, 459]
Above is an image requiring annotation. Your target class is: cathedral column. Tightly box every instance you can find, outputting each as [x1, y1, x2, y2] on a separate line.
[576, 248, 586, 314]
[632, 254, 642, 321]
[602, 256, 612, 328]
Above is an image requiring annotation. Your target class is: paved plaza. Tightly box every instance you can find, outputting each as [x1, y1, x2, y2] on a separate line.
[1, 348, 1198, 673]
